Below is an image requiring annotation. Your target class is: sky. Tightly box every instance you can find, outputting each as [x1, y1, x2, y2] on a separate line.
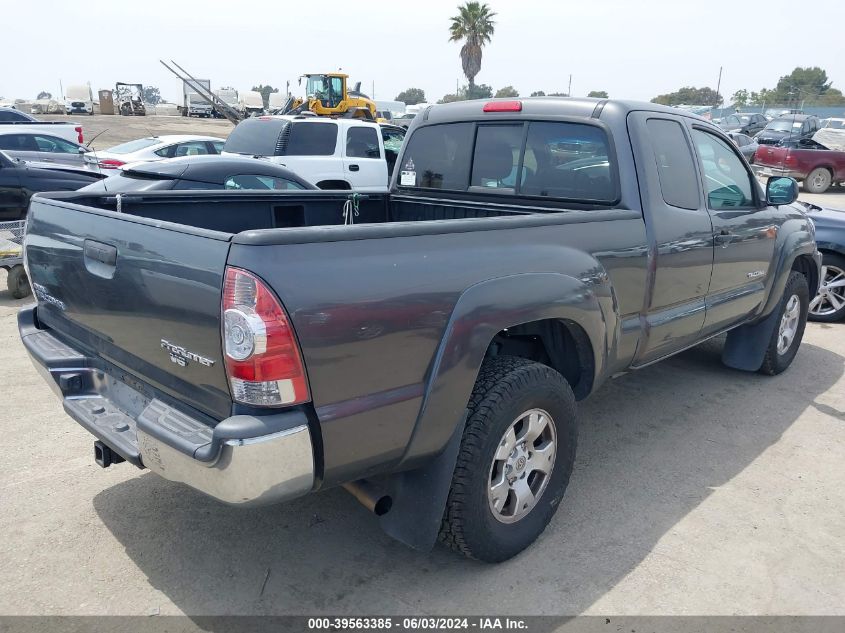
[3, 0, 844, 105]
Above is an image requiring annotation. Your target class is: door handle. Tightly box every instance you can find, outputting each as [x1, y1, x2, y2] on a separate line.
[83, 239, 117, 278]
[349, 164, 360, 172]
[715, 230, 735, 247]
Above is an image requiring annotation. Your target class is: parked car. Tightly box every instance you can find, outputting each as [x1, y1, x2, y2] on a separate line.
[798, 202, 845, 321]
[755, 115, 820, 146]
[82, 135, 225, 170]
[821, 118, 845, 130]
[727, 131, 759, 163]
[65, 85, 95, 115]
[390, 113, 417, 129]
[719, 113, 767, 136]
[754, 137, 845, 193]
[222, 115, 403, 190]
[20, 98, 819, 562]
[0, 150, 101, 220]
[0, 107, 84, 144]
[0, 130, 93, 170]
[78, 155, 316, 193]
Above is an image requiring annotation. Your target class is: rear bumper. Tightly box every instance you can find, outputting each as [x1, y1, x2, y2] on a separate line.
[755, 165, 804, 180]
[18, 306, 315, 507]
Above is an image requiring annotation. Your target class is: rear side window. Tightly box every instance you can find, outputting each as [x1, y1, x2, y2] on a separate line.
[646, 118, 701, 210]
[398, 122, 474, 190]
[224, 118, 288, 156]
[346, 127, 381, 158]
[286, 122, 337, 156]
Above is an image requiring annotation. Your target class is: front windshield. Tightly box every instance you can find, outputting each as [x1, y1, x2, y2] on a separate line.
[106, 138, 161, 154]
[738, 115, 752, 124]
[306, 75, 342, 108]
[823, 119, 845, 129]
[766, 120, 801, 132]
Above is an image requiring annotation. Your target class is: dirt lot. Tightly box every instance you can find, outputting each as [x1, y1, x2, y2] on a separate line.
[40, 113, 235, 149]
[0, 276, 843, 615]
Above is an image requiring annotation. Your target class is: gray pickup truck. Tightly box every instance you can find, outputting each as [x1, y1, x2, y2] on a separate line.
[19, 98, 820, 562]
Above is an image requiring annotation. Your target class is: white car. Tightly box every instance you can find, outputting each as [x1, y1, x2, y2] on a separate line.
[83, 135, 226, 170]
[222, 115, 399, 191]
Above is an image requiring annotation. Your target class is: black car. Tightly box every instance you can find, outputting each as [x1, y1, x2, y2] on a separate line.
[756, 114, 820, 146]
[0, 150, 101, 220]
[718, 112, 767, 136]
[78, 155, 316, 193]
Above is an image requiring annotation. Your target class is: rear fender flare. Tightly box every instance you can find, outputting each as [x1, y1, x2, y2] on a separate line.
[400, 272, 608, 467]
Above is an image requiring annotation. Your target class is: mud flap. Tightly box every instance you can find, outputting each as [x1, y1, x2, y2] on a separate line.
[721, 307, 780, 371]
[377, 414, 466, 551]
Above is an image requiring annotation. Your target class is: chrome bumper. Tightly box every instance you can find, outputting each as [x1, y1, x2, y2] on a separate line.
[137, 424, 314, 506]
[18, 306, 315, 507]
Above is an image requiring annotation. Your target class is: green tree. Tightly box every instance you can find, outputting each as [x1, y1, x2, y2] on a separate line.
[36, 91, 52, 100]
[448, 2, 496, 89]
[437, 83, 493, 104]
[252, 84, 278, 109]
[731, 89, 749, 107]
[587, 90, 609, 98]
[495, 85, 519, 98]
[142, 86, 162, 105]
[395, 88, 426, 105]
[651, 86, 722, 106]
[769, 67, 845, 105]
[530, 90, 546, 97]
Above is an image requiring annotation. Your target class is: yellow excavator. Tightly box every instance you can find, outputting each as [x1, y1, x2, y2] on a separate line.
[281, 73, 377, 119]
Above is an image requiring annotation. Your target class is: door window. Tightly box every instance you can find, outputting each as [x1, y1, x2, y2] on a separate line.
[210, 141, 225, 154]
[690, 129, 756, 209]
[346, 127, 381, 158]
[174, 141, 211, 157]
[287, 122, 338, 156]
[646, 118, 700, 210]
[34, 135, 80, 153]
[0, 135, 37, 151]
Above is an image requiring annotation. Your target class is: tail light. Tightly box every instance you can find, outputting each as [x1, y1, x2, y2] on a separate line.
[98, 159, 125, 169]
[75, 126, 83, 144]
[222, 267, 309, 407]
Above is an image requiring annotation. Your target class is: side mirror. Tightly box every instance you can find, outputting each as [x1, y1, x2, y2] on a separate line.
[766, 176, 798, 206]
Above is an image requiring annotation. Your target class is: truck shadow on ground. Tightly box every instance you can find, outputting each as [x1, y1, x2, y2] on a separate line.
[93, 337, 844, 616]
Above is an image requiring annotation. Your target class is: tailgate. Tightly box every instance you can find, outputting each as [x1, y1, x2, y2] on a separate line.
[25, 197, 233, 420]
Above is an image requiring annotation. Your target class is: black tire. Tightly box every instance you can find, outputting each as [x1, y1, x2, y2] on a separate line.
[759, 271, 809, 375]
[7, 264, 31, 299]
[803, 167, 832, 194]
[439, 356, 577, 562]
[808, 252, 845, 323]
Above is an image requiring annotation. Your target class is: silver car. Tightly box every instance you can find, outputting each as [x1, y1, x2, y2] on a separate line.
[0, 130, 94, 171]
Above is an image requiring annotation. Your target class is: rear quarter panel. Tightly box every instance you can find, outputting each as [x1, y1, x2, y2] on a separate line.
[228, 211, 648, 485]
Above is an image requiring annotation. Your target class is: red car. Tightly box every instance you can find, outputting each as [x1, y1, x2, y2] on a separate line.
[754, 138, 845, 193]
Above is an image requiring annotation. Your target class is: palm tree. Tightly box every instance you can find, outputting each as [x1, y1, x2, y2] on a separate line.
[449, 2, 496, 89]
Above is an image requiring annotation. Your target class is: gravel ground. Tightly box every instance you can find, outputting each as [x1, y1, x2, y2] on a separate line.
[0, 269, 843, 616]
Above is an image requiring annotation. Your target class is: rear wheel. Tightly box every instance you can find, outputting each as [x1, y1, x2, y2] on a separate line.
[809, 253, 845, 322]
[439, 356, 577, 562]
[803, 167, 832, 194]
[6, 264, 31, 299]
[759, 271, 809, 375]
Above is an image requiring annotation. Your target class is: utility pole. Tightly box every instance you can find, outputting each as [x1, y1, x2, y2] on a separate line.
[568, 74, 572, 97]
[372, 81, 375, 100]
[715, 66, 723, 111]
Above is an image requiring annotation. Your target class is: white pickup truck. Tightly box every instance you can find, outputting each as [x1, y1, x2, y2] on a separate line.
[222, 115, 404, 191]
[0, 107, 85, 145]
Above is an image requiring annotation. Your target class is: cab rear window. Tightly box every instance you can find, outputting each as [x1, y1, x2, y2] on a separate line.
[399, 121, 615, 203]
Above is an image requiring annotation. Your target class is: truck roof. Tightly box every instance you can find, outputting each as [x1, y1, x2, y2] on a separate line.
[418, 97, 713, 125]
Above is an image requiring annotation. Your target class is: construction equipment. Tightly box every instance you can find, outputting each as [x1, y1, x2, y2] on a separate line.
[160, 60, 244, 125]
[281, 73, 376, 119]
[114, 83, 146, 116]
